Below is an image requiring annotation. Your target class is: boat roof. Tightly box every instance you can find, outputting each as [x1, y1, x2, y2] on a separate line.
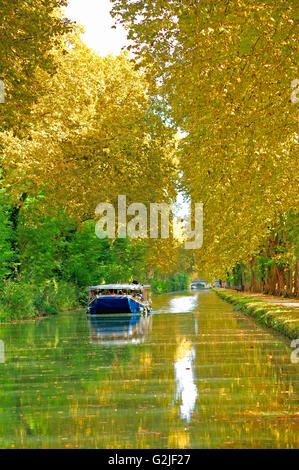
[88, 284, 150, 291]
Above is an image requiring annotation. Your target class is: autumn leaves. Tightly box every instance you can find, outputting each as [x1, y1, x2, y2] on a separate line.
[0, 1, 183, 278]
[112, 0, 299, 280]
[1, 0, 298, 283]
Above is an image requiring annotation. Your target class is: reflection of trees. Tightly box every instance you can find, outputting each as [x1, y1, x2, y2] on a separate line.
[0, 293, 298, 449]
[158, 294, 299, 449]
[0, 312, 157, 448]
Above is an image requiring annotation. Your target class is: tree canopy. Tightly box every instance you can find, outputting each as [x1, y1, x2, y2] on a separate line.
[1, 36, 177, 221]
[0, 0, 73, 131]
[112, 0, 299, 279]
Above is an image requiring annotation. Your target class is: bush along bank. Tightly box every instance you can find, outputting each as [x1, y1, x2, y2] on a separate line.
[0, 280, 80, 323]
[214, 289, 299, 340]
[149, 273, 189, 295]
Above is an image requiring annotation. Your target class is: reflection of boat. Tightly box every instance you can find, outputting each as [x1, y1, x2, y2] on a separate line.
[88, 314, 152, 345]
[87, 284, 152, 315]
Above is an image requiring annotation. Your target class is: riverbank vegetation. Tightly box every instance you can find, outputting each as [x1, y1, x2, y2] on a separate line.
[0, 198, 190, 321]
[150, 273, 189, 295]
[214, 289, 299, 339]
[226, 213, 299, 297]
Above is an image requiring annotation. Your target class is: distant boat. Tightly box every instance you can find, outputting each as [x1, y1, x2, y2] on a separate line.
[190, 281, 208, 289]
[86, 284, 152, 315]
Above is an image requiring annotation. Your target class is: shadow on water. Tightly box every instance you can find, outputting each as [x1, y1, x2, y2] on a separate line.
[0, 290, 298, 449]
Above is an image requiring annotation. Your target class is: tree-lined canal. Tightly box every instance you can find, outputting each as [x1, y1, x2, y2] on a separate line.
[0, 291, 298, 449]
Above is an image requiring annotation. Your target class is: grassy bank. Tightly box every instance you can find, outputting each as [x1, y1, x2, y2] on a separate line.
[214, 289, 299, 339]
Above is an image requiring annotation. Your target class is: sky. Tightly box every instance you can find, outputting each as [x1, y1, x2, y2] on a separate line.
[64, 0, 129, 56]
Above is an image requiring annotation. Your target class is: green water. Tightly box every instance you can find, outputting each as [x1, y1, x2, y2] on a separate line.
[0, 291, 298, 449]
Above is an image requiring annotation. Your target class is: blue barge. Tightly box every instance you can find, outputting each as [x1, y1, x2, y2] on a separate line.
[86, 284, 152, 315]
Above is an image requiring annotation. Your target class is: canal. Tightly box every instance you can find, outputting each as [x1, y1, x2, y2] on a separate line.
[0, 290, 298, 448]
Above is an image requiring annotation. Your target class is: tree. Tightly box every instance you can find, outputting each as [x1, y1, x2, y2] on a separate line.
[0, 0, 73, 132]
[0, 189, 14, 279]
[112, 0, 299, 279]
[1, 37, 177, 222]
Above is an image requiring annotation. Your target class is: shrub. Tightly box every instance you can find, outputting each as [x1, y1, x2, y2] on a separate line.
[0, 279, 80, 322]
[0, 280, 36, 320]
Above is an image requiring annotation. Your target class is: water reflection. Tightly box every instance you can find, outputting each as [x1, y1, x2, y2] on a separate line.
[87, 314, 152, 345]
[0, 291, 298, 449]
[174, 338, 198, 422]
[157, 293, 198, 314]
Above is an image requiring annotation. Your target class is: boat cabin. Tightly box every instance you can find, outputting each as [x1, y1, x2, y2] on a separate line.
[88, 284, 151, 302]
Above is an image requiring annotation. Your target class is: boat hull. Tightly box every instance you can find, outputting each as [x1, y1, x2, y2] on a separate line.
[88, 296, 147, 315]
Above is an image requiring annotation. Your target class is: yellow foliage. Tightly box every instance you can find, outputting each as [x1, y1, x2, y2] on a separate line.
[112, 0, 299, 278]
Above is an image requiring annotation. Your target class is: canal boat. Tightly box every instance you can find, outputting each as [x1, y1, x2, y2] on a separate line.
[86, 284, 152, 315]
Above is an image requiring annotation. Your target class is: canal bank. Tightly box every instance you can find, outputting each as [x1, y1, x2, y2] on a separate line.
[214, 289, 299, 340]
